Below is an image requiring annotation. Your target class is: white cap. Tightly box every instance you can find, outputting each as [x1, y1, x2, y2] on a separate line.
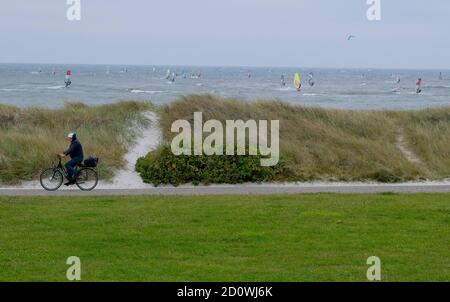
[68, 132, 75, 139]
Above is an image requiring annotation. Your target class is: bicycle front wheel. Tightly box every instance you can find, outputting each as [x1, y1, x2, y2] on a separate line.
[40, 168, 64, 191]
[75, 168, 98, 191]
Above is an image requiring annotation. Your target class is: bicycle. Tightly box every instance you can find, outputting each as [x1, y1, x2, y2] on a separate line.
[40, 155, 99, 191]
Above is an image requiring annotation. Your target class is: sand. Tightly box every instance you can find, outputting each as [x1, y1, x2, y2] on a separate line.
[99, 112, 161, 189]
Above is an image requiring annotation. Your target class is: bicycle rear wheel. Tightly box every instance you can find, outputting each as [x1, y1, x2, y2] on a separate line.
[75, 168, 98, 191]
[40, 168, 64, 191]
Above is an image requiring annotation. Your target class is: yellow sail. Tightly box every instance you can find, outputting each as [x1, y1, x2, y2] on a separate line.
[294, 73, 301, 91]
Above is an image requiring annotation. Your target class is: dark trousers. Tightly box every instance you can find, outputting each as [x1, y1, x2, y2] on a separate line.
[65, 156, 83, 181]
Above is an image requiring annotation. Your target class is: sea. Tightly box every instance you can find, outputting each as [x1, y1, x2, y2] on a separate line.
[1, 63, 449, 110]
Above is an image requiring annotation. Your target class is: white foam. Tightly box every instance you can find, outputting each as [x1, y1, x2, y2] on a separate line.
[0, 88, 26, 92]
[276, 87, 295, 91]
[47, 85, 65, 90]
[130, 89, 164, 94]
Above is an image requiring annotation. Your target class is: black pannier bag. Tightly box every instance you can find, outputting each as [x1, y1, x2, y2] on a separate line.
[84, 156, 99, 168]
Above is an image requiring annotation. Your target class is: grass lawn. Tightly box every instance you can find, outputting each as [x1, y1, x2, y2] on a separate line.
[0, 193, 448, 282]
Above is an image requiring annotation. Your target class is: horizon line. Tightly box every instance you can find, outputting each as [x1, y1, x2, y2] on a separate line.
[1, 61, 449, 72]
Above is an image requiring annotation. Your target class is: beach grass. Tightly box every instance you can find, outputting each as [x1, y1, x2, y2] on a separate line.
[158, 94, 450, 182]
[0, 193, 448, 282]
[389, 108, 450, 177]
[2, 95, 449, 185]
[0, 101, 153, 184]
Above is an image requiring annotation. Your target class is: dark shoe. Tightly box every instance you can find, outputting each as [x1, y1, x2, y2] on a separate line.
[64, 180, 75, 186]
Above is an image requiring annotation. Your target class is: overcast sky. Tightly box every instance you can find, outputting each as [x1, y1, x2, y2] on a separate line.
[1, 0, 449, 69]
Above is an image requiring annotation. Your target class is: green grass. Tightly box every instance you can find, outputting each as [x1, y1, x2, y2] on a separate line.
[159, 95, 450, 182]
[0, 101, 153, 184]
[0, 194, 448, 282]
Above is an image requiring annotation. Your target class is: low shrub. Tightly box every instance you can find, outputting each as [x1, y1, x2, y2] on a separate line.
[135, 144, 290, 186]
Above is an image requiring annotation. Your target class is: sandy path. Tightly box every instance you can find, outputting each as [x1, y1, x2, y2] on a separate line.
[99, 112, 161, 189]
[395, 129, 431, 175]
[396, 132, 423, 165]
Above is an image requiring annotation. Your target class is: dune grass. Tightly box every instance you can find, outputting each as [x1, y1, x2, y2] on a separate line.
[389, 108, 450, 177]
[0, 193, 448, 282]
[2, 95, 449, 184]
[158, 95, 450, 182]
[0, 101, 152, 184]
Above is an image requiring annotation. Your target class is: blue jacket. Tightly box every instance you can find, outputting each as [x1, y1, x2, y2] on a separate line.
[64, 139, 84, 159]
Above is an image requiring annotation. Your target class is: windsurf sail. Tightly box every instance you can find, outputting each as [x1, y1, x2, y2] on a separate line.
[416, 78, 422, 94]
[64, 70, 72, 88]
[281, 75, 286, 87]
[439, 72, 443, 80]
[308, 72, 315, 87]
[294, 73, 302, 91]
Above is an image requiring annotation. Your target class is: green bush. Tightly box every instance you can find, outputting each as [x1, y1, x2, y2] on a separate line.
[135, 144, 290, 186]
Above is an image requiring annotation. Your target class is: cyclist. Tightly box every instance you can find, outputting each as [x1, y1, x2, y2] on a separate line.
[59, 132, 84, 186]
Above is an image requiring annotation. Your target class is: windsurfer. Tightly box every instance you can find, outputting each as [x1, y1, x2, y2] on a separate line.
[64, 70, 72, 88]
[281, 75, 286, 87]
[416, 78, 422, 94]
[308, 72, 315, 87]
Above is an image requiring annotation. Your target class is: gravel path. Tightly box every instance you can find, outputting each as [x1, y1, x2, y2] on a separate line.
[1, 182, 450, 196]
